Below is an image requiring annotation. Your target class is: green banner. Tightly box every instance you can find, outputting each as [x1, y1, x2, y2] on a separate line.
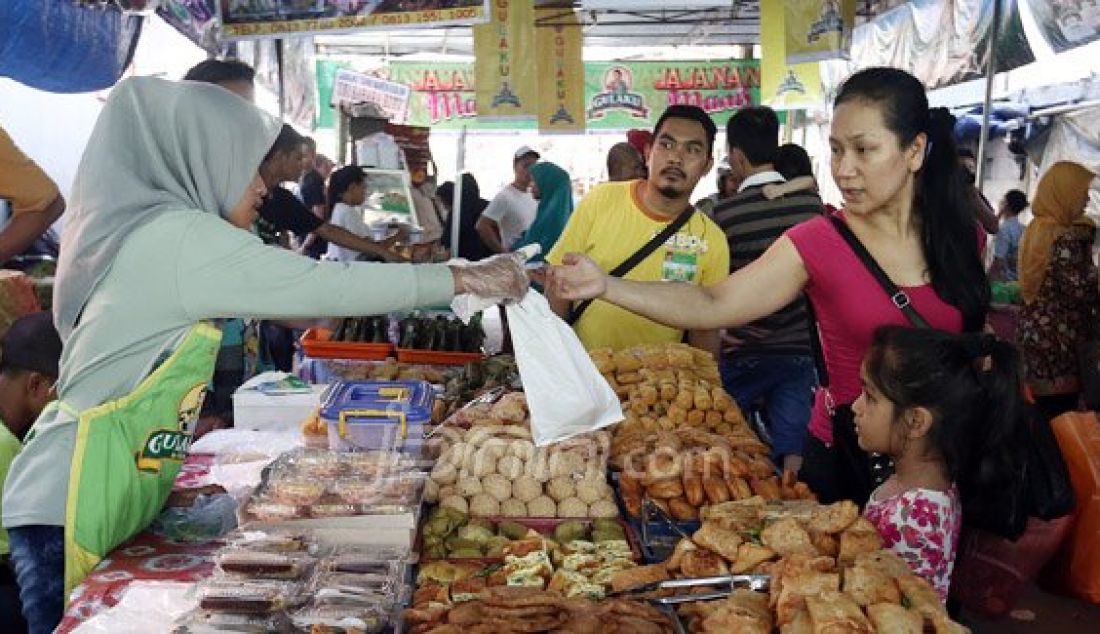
[315, 59, 762, 131]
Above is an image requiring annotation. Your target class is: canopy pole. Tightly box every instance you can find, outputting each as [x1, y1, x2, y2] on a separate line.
[451, 126, 468, 257]
[276, 39, 286, 119]
[976, 0, 1003, 192]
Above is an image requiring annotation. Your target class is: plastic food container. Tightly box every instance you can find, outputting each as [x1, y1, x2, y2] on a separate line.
[214, 551, 315, 580]
[290, 603, 388, 633]
[173, 609, 295, 632]
[197, 578, 304, 613]
[321, 380, 434, 451]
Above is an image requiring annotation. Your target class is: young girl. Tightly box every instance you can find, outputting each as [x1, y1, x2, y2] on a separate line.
[324, 165, 373, 262]
[853, 325, 1028, 601]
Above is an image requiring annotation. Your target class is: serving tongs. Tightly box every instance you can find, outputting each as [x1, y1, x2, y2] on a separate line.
[608, 574, 771, 600]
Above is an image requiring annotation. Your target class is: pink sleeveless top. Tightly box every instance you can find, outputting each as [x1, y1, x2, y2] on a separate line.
[786, 214, 965, 444]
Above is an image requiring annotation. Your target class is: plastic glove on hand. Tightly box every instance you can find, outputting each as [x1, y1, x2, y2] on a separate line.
[548, 253, 607, 301]
[453, 252, 529, 303]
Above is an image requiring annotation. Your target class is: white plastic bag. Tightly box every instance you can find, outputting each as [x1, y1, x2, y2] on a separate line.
[505, 290, 623, 446]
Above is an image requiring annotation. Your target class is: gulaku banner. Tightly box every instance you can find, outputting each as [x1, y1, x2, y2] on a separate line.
[218, 0, 490, 41]
[474, 0, 538, 120]
[1023, 0, 1100, 53]
[761, 0, 823, 111]
[316, 59, 761, 130]
[535, 8, 585, 134]
[783, 0, 855, 65]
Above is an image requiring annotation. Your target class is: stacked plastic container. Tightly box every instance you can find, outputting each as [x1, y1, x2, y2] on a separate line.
[320, 380, 435, 453]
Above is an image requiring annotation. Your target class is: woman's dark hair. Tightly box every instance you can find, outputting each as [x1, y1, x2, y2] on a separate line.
[775, 143, 814, 180]
[1003, 189, 1028, 215]
[865, 326, 1029, 528]
[326, 165, 366, 218]
[835, 67, 990, 331]
[435, 173, 481, 208]
[261, 124, 304, 166]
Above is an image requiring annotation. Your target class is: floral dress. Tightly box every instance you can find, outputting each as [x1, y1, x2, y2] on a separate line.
[863, 485, 962, 602]
[1018, 230, 1100, 396]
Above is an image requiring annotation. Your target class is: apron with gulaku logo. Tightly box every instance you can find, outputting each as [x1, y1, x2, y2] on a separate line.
[63, 323, 221, 599]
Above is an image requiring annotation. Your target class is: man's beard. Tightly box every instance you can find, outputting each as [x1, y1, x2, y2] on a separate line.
[658, 185, 684, 199]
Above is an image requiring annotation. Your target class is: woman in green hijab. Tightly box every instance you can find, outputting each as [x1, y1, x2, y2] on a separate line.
[516, 161, 574, 260]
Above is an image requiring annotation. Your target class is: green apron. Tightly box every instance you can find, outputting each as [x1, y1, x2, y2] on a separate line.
[64, 323, 222, 598]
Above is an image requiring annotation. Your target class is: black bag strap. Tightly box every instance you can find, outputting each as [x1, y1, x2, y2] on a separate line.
[805, 295, 830, 388]
[567, 206, 696, 326]
[827, 216, 931, 330]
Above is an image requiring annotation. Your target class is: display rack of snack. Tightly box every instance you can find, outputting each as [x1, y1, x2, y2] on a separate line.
[605, 496, 970, 633]
[426, 392, 619, 519]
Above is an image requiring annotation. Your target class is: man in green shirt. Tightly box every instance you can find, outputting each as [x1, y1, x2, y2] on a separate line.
[0, 311, 61, 632]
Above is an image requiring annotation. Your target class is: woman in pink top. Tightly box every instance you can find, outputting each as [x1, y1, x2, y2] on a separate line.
[549, 67, 990, 503]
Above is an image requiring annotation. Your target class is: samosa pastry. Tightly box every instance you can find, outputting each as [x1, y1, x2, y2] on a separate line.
[808, 500, 859, 534]
[844, 564, 901, 606]
[866, 603, 923, 634]
[839, 518, 883, 564]
[692, 522, 743, 562]
[730, 542, 777, 573]
[804, 590, 873, 634]
[762, 517, 818, 557]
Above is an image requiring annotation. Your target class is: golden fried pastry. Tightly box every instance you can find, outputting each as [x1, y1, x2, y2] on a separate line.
[844, 564, 901, 607]
[609, 563, 670, 592]
[804, 590, 872, 633]
[700, 589, 772, 634]
[808, 531, 839, 558]
[838, 518, 884, 564]
[762, 518, 818, 557]
[679, 548, 730, 578]
[895, 573, 947, 622]
[866, 603, 923, 634]
[730, 542, 777, 574]
[668, 497, 699, 521]
[808, 501, 860, 534]
[692, 522, 743, 562]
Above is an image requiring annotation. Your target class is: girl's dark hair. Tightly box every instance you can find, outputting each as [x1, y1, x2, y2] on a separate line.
[835, 67, 990, 331]
[326, 165, 366, 218]
[775, 143, 814, 180]
[1003, 189, 1028, 215]
[261, 124, 304, 166]
[865, 326, 1029, 524]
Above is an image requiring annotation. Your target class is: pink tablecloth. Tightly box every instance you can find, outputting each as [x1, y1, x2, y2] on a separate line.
[57, 454, 221, 633]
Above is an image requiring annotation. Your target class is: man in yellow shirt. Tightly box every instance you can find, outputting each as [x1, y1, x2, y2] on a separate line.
[547, 105, 729, 356]
[0, 311, 62, 631]
[0, 127, 66, 265]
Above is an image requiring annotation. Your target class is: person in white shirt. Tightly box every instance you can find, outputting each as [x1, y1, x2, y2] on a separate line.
[989, 189, 1028, 282]
[476, 146, 540, 253]
[324, 165, 374, 262]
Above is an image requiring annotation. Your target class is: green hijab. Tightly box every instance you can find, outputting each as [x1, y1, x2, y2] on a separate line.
[517, 161, 573, 260]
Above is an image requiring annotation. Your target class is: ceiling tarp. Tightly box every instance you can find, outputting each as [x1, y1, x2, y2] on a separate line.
[1023, 0, 1100, 54]
[825, 0, 1035, 92]
[0, 0, 143, 93]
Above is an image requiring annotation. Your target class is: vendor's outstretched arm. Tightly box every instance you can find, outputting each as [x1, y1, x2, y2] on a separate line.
[550, 235, 808, 331]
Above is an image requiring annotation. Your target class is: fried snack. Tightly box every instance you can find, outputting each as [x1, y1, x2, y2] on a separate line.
[702, 477, 731, 505]
[750, 476, 781, 501]
[700, 589, 772, 634]
[645, 477, 685, 500]
[700, 497, 767, 531]
[668, 497, 699, 521]
[686, 409, 707, 427]
[762, 518, 818, 557]
[853, 550, 913, 580]
[804, 590, 873, 633]
[730, 542, 777, 574]
[808, 531, 839, 558]
[609, 563, 670, 592]
[781, 608, 813, 634]
[619, 474, 644, 516]
[728, 477, 754, 500]
[666, 538, 697, 573]
[844, 564, 901, 607]
[895, 574, 947, 622]
[774, 570, 841, 626]
[692, 523, 743, 562]
[682, 469, 705, 507]
[838, 518, 884, 564]
[613, 351, 643, 373]
[931, 611, 972, 634]
[808, 501, 860, 534]
[866, 603, 923, 634]
[679, 548, 730, 578]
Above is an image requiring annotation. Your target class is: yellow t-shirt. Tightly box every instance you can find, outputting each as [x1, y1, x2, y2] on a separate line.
[547, 180, 730, 351]
[0, 126, 59, 216]
[0, 421, 22, 555]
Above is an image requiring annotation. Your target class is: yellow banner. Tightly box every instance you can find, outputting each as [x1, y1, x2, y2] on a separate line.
[474, 0, 538, 120]
[535, 8, 585, 134]
[783, 0, 856, 65]
[761, 0, 823, 111]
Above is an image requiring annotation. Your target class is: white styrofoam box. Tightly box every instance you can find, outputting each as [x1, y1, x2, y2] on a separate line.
[232, 384, 330, 432]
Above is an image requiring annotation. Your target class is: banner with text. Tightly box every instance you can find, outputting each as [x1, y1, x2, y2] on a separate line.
[218, 0, 489, 41]
[474, 0, 538, 120]
[535, 8, 585, 134]
[317, 60, 762, 130]
[331, 68, 411, 124]
[784, 0, 856, 64]
[761, 0, 823, 111]
[583, 60, 760, 128]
